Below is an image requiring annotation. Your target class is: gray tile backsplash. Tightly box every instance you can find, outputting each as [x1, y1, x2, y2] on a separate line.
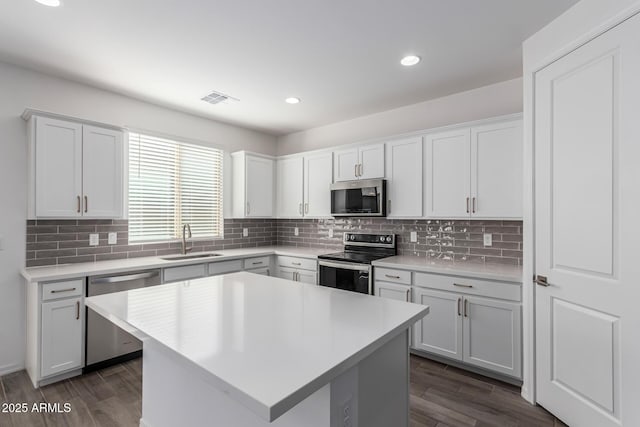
[26, 219, 277, 267]
[26, 218, 522, 267]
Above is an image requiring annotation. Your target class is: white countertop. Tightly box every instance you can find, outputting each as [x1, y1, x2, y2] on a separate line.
[372, 256, 523, 282]
[85, 272, 428, 421]
[21, 246, 333, 283]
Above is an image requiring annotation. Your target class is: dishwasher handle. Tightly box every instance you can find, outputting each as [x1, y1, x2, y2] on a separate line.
[91, 271, 160, 284]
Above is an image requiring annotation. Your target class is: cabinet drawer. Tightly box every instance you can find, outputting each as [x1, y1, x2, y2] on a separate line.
[208, 260, 243, 276]
[42, 279, 84, 301]
[163, 264, 206, 283]
[244, 256, 270, 269]
[277, 256, 317, 271]
[375, 268, 411, 285]
[414, 272, 521, 302]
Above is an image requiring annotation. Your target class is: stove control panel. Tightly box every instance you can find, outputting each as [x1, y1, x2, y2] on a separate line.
[343, 233, 396, 248]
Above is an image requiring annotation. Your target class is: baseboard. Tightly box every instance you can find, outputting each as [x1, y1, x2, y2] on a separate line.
[0, 362, 24, 377]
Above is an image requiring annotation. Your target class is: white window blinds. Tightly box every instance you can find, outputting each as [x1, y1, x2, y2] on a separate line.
[128, 132, 223, 242]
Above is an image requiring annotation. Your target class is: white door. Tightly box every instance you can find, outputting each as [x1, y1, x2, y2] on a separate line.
[358, 143, 385, 180]
[462, 296, 521, 378]
[304, 152, 333, 217]
[470, 121, 523, 218]
[34, 117, 83, 218]
[534, 14, 640, 427]
[277, 266, 297, 281]
[333, 147, 359, 182]
[412, 288, 462, 361]
[41, 298, 83, 377]
[424, 129, 470, 218]
[375, 281, 411, 302]
[276, 157, 304, 218]
[386, 137, 422, 217]
[82, 125, 123, 218]
[297, 270, 317, 285]
[245, 156, 274, 217]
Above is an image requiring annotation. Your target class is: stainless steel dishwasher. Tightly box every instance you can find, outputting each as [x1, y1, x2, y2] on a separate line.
[85, 269, 161, 371]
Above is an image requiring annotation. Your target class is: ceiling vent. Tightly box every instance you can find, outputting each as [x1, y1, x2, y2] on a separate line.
[201, 90, 239, 105]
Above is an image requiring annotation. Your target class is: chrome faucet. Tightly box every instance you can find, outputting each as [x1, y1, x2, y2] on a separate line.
[182, 224, 192, 254]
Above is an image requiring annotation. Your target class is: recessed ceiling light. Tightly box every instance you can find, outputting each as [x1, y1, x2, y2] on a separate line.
[400, 55, 421, 66]
[35, 0, 61, 7]
[285, 97, 301, 104]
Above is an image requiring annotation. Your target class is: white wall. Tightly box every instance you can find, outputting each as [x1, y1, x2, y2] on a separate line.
[0, 60, 277, 374]
[277, 77, 523, 155]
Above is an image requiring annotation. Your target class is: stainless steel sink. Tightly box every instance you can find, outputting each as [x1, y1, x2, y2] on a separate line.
[159, 253, 222, 261]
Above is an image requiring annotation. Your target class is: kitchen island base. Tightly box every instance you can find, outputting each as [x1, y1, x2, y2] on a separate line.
[140, 331, 410, 427]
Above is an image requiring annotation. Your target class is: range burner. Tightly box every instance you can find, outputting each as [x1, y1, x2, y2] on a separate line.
[317, 233, 397, 295]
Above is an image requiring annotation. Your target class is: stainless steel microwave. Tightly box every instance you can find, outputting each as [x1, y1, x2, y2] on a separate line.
[330, 179, 387, 217]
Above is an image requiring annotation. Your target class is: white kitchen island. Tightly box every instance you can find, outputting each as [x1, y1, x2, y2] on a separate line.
[85, 271, 428, 427]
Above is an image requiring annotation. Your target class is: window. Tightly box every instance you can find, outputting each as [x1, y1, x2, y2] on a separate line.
[128, 132, 223, 242]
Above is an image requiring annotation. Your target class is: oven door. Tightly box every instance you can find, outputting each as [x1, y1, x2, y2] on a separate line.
[318, 260, 372, 295]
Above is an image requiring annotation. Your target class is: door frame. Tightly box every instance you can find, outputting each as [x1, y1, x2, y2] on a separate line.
[521, 1, 640, 404]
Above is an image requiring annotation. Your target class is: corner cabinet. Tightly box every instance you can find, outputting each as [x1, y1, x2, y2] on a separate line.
[231, 151, 275, 218]
[27, 114, 124, 219]
[424, 119, 522, 219]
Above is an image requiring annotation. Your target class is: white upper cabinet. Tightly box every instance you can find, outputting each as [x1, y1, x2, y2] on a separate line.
[424, 128, 471, 218]
[471, 121, 523, 218]
[30, 115, 124, 219]
[304, 151, 333, 217]
[232, 151, 275, 218]
[82, 125, 123, 218]
[424, 119, 523, 219]
[276, 156, 304, 218]
[333, 143, 384, 182]
[386, 137, 423, 217]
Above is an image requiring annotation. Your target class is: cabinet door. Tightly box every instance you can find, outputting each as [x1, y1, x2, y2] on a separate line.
[82, 125, 124, 218]
[276, 157, 304, 218]
[297, 270, 317, 285]
[424, 129, 471, 218]
[386, 137, 423, 217]
[333, 148, 359, 182]
[41, 297, 83, 377]
[277, 266, 297, 281]
[358, 143, 385, 180]
[462, 296, 521, 378]
[248, 267, 270, 276]
[412, 288, 463, 361]
[246, 156, 274, 217]
[304, 152, 333, 217]
[470, 121, 523, 218]
[35, 117, 83, 218]
[375, 281, 411, 301]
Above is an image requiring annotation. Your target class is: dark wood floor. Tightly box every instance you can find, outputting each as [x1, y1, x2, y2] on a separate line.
[0, 355, 564, 427]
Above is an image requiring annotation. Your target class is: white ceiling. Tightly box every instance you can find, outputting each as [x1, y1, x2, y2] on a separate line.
[1, 0, 577, 135]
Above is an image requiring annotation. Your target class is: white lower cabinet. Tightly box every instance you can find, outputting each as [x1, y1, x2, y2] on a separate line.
[463, 295, 521, 377]
[276, 256, 317, 284]
[41, 297, 83, 377]
[412, 288, 463, 361]
[375, 281, 411, 302]
[163, 264, 207, 283]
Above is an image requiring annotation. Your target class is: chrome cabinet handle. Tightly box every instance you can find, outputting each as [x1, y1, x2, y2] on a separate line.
[359, 164, 363, 177]
[385, 274, 401, 279]
[405, 288, 410, 302]
[305, 203, 309, 214]
[247, 202, 250, 215]
[299, 203, 303, 215]
[472, 197, 476, 214]
[457, 298, 462, 316]
[76, 196, 81, 213]
[84, 196, 88, 213]
[466, 197, 470, 213]
[453, 283, 473, 288]
[76, 301, 80, 320]
[292, 262, 301, 266]
[464, 299, 469, 317]
[534, 275, 550, 287]
[354, 164, 358, 177]
[252, 261, 262, 265]
[51, 288, 77, 294]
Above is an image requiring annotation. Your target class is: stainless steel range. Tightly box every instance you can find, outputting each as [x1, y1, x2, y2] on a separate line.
[317, 232, 396, 294]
